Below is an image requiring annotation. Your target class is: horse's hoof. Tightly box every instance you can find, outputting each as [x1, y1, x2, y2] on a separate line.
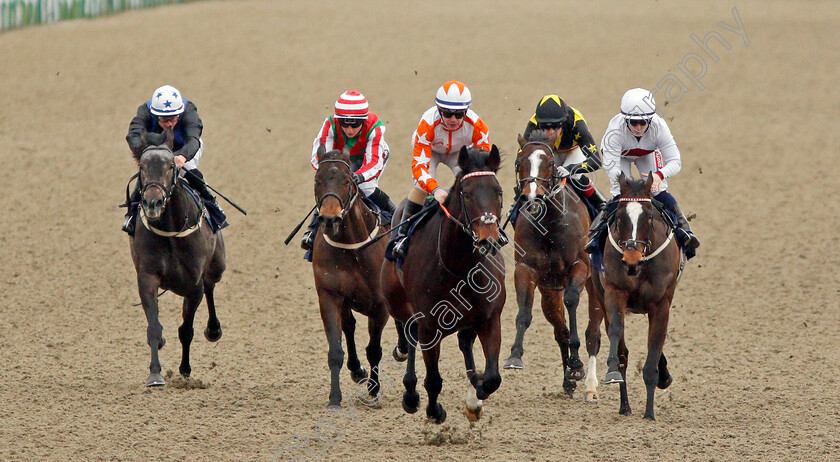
[465, 405, 483, 422]
[503, 357, 524, 369]
[350, 367, 368, 383]
[604, 371, 624, 384]
[584, 391, 599, 403]
[563, 380, 576, 398]
[146, 373, 165, 387]
[392, 346, 408, 362]
[658, 373, 672, 389]
[567, 367, 585, 381]
[619, 404, 632, 416]
[179, 366, 191, 378]
[402, 391, 420, 414]
[644, 413, 656, 421]
[204, 327, 222, 342]
[326, 403, 342, 411]
[427, 404, 447, 424]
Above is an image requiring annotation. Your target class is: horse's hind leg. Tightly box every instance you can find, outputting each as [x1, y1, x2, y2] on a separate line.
[541, 288, 576, 397]
[401, 320, 420, 414]
[583, 277, 603, 403]
[139, 275, 166, 387]
[178, 286, 204, 378]
[658, 352, 672, 389]
[341, 309, 368, 383]
[422, 341, 446, 424]
[504, 266, 537, 369]
[392, 321, 409, 362]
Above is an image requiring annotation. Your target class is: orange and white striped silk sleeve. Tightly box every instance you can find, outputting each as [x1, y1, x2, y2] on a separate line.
[469, 115, 491, 152]
[411, 116, 440, 194]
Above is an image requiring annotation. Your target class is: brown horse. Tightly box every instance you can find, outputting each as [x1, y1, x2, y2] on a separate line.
[592, 172, 681, 420]
[381, 145, 506, 424]
[311, 145, 407, 409]
[129, 130, 226, 387]
[504, 131, 605, 401]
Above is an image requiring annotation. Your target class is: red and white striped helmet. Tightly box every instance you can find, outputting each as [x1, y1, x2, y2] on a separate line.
[334, 91, 369, 119]
[435, 80, 471, 110]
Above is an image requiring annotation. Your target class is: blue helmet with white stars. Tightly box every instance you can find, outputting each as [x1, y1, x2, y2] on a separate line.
[149, 85, 185, 116]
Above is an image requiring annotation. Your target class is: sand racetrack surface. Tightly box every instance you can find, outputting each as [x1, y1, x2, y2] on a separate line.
[1, 1, 839, 460]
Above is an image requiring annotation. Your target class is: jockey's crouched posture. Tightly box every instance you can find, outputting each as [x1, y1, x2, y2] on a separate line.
[514, 94, 608, 220]
[301, 91, 395, 250]
[122, 84, 224, 235]
[585, 88, 700, 255]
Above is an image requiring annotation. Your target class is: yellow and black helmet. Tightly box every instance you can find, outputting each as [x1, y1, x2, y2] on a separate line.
[534, 95, 570, 126]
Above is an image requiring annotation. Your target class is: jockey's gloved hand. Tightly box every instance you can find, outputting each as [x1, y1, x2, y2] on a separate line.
[353, 173, 365, 184]
[556, 165, 571, 178]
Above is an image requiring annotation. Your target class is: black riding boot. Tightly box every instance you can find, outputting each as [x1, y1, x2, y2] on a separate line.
[586, 187, 607, 213]
[301, 211, 320, 250]
[584, 196, 618, 254]
[392, 200, 423, 259]
[122, 183, 141, 235]
[367, 187, 396, 215]
[185, 169, 217, 205]
[671, 202, 700, 249]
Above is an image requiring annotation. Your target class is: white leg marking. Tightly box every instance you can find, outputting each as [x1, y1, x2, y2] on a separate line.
[584, 355, 599, 403]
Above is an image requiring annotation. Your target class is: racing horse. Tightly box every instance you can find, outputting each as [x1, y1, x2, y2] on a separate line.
[381, 145, 506, 423]
[128, 128, 226, 387]
[311, 145, 408, 409]
[504, 131, 604, 402]
[592, 172, 681, 420]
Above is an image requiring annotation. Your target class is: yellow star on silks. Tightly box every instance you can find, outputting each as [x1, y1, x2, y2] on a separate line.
[574, 132, 582, 141]
[418, 170, 433, 184]
[413, 150, 431, 166]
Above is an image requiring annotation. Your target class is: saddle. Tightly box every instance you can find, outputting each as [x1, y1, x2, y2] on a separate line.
[384, 198, 437, 268]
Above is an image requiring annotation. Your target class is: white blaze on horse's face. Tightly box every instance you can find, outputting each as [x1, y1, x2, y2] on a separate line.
[527, 149, 547, 200]
[626, 202, 643, 242]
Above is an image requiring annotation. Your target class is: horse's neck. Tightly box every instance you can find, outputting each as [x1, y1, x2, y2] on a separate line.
[159, 184, 197, 229]
[436, 198, 479, 267]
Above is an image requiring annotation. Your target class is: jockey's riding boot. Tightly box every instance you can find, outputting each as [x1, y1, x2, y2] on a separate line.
[122, 184, 141, 235]
[586, 187, 607, 212]
[368, 187, 396, 215]
[301, 211, 320, 251]
[584, 211, 607, 254]
[392, 200, 423, 259]
[671, 203, 700, 249]
[186, 169, 217, 205]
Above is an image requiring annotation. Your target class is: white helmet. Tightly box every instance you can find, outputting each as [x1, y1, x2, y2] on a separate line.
[435, 80, 471, 110]
[620, 88, 656, 119]
[149, 85, 185, 116]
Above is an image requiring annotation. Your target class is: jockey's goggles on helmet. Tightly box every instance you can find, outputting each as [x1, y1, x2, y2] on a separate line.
[537, 121, 562, 130]
[338, 118, 364, 128]
[438, 108, 467, 119]
[627, 118, 650, 127]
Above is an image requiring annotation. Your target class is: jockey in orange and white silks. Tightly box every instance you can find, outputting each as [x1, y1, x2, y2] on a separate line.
[586, 88, 700, 254]
[391, 80, 493, 258]
[301, 91, 396, 251]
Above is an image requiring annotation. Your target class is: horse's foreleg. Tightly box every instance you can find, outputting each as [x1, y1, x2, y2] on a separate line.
[421, 340, 446, 424]
[583, 277, 604, 403]
[457, 329, 478, 385]
[393, 321, 409, 362]
[504, 266, 537, 369]
[564, 261, 591, 380]
[603, 286, 632, 415]
[178, 286, 204, 378]
[203, 278, 222, 342]
[401, 320, 420, 414]
[364, 308, 387, 399]
[643, 300, 671, 421]
[471, 312, 502, 421]
[541, 288, 576, 397]
[319, 298, 345, 409]
[139, 276, 165, 387]
[341, 309, 367, 383]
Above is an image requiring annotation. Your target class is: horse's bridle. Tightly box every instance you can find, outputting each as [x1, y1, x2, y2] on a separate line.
[316, 159, 359, 219]
[440, 170, 500, 243]
[607, 197, 674, 261]
[517, 141, 567, 199]
[138, 153, 179, 214]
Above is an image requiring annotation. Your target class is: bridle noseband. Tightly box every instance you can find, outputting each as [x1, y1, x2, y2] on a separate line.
[440, 170, 500, 243]
[316, 159, 359, 219]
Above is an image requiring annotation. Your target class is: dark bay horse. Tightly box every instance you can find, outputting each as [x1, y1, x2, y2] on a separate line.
[504, 131, 604, 402]
[311, 145, 408, 409]
[129, 131, 225, 387]
[381, 145, 506, 424]
[592, 172, 681, 420]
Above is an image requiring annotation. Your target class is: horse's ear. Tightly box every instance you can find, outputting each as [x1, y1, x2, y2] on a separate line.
[144, 131, 167, 147]
[342, 145, 351, 159]
[163, 126, 175, 150]
[644, 172, 655, 194]
[618, 172, 630, 195]
[316, 144, 326, 160]
[517, 134, 527, 148]
[457, 145, 470, 171]
[488, 144, 501, 172]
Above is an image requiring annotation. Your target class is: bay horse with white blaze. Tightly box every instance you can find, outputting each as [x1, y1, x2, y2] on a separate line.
[505, 131, 605, 402]
[311, 145, 408, 409]
[129, 129, 225, 387]
[381, 145, 506, 424]
[592, 172, 681, 420]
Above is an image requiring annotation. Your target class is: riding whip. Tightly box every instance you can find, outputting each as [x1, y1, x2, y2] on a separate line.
[356, 201, 440, 251]
[284, 205, 318, 245]
[182, 169, 247, 215]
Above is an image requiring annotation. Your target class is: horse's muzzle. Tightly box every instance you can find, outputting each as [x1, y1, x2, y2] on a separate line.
[141, 197, 165, 220]
[319, 214, 343, 234]
[621, 250, 645, 276]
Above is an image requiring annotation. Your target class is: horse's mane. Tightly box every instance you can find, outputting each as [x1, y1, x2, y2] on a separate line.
[318, 148, 350, 164]
[622, 177, 652, 198]
[525, 130, 551, 143]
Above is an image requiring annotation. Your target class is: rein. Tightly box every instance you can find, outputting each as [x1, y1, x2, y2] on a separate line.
[607, 197, 674, 261]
